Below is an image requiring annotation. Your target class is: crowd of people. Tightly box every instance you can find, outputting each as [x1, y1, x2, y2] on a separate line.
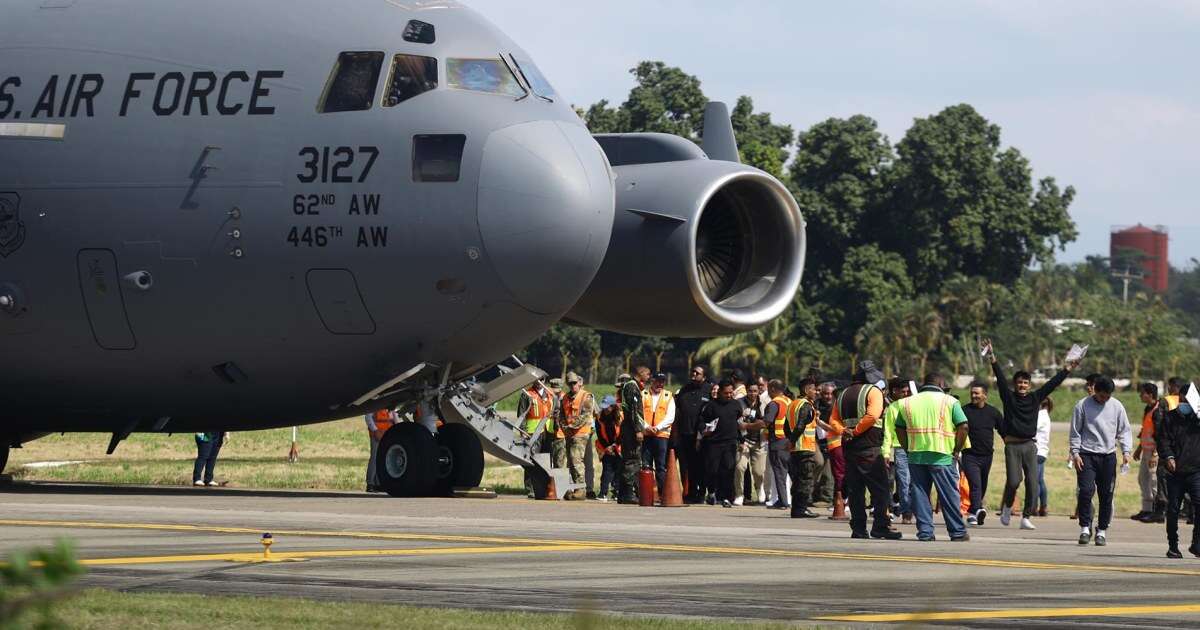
[509, 341, 1200, 557]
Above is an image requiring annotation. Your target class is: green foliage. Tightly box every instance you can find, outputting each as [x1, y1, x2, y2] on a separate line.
[876, 104, 1077, 293]
[1168, 261, 1200, 335]
[1, 540, 84, 629]
[526, 323, 601, 381]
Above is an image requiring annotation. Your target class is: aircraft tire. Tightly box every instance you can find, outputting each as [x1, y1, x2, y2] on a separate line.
[433, 424, 484, 496]
[376, 423, 437, 497]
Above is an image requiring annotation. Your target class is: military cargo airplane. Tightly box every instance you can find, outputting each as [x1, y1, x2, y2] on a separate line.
[0, 0, 805, 497]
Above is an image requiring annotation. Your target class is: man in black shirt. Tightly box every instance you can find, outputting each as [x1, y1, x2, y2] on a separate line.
[985, 339, 1078, 526]
[701, 380, 744, 507]
[961, 381, 1003, 527]
[674, 365, 711, 504]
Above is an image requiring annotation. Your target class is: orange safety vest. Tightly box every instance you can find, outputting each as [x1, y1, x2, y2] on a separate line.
[561, 390, 594, 437]
[520, 387, 553, 434]
[642, 390, 673, 438]
[595, 417, 621, 456]
[786, 398, 818, 452]
[1140, 403, 1158, 452]
[370, 409, 395, 440]
[764, 395, 792, 440]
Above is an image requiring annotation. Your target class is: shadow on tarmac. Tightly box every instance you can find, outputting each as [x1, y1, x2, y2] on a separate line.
[0, 479, 385, 500]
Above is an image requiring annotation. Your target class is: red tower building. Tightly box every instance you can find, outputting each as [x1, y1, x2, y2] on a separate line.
[1110, 224, 1169, 294]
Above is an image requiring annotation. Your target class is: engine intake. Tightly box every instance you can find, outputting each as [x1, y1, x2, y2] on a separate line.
[565, 159, 805, 337]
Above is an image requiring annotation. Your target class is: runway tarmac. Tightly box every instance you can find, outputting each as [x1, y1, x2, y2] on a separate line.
[2, 480, 1199, 628]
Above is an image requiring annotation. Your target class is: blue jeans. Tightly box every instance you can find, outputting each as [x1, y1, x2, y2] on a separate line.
[641, 436, 669, 493]
[193, 434, 224, 484]
[893, 448, 912, 516]
[908, 462, 967, 540]
[1037, 455, 1048, 510]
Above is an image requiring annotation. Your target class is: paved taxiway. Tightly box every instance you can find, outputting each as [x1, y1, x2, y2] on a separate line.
[2, 480, 1199, 628]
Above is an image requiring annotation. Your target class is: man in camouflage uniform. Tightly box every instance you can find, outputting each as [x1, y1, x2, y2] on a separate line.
[618, 366, 650, 504]
[559, 371, 598, 500]
[516, 377, 554, 498]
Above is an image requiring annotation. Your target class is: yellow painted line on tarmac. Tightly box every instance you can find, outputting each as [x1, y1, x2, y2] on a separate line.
[4, 518, 1200, 577]
[817, 603, 1200, 622]
[75, 544, 609, 567]
[0, 519, 581, 548]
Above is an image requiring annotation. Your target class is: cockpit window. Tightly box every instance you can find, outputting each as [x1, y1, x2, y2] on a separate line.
[319, 51, 384, 113]
[511, 54, 556, 99]
[446, 58, 525, 97]
[384, 54, 437, 107]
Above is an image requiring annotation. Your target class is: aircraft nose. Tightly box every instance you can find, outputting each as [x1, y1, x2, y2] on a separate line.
[477, 121, 614, 314]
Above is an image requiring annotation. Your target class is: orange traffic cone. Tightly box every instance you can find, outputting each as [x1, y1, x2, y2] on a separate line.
[829, 491, 848, 520]
[660, 450, 685, 507]
[541, 474, 559, 501]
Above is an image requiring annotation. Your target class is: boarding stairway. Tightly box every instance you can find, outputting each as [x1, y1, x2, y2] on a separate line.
[439, 363, 580, 499]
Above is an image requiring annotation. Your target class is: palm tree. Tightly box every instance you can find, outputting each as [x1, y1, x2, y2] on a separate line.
[697, 316, 790, 375]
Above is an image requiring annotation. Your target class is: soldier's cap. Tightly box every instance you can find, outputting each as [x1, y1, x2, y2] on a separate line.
[548, 377, 564, 388]
[565, 371, 582, 385]
[652, 372, 667, 381]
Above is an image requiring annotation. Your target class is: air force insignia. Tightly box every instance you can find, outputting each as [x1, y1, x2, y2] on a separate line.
[0, 193, 25, 258]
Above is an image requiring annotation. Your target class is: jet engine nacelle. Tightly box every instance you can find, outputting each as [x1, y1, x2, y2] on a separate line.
[566, 134, 806, 337]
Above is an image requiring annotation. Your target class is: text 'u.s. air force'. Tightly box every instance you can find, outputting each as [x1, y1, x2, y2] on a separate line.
[0, 71, 284, 119]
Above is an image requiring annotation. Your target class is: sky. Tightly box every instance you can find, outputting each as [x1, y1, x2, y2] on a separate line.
[471, 0, 1199, 268]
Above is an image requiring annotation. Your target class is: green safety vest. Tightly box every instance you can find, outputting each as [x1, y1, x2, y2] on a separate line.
[836, 384, 873, 429]
[897, 391, 958, 455]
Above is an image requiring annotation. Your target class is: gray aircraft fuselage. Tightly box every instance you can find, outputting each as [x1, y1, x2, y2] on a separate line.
[0, 0, 805, 450]
[1, 0, 613, 434]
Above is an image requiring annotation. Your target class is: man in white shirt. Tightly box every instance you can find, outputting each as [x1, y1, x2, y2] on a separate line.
[642, 373, 677, 496]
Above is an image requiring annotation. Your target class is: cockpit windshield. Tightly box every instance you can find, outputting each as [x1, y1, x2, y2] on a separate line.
[511, 54, 556, 99]
[446, 58, 525, 97]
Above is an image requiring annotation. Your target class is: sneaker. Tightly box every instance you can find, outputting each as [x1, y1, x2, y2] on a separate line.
[1020, 517, 1036, 530]
[1095, 530, 1107, 546]
[206, 481, 219, 487]
[733, 496, 744, 506]
[722, 499, 732, 508]
[975, 508, 987, 527]
[193, 480, 204, 487]
[967, 514, 978, 527]
[1167, 547, 1183, 559]
[597, 496, 609, 503]
[1000, 506, 1012, 527]
[1078, 528, 1092, 545]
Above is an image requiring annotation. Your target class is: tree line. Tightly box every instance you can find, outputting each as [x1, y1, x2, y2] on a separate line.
[523, 62, 1200, 386]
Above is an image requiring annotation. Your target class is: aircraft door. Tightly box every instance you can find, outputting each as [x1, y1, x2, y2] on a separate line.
[76, 249, 136, 350]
